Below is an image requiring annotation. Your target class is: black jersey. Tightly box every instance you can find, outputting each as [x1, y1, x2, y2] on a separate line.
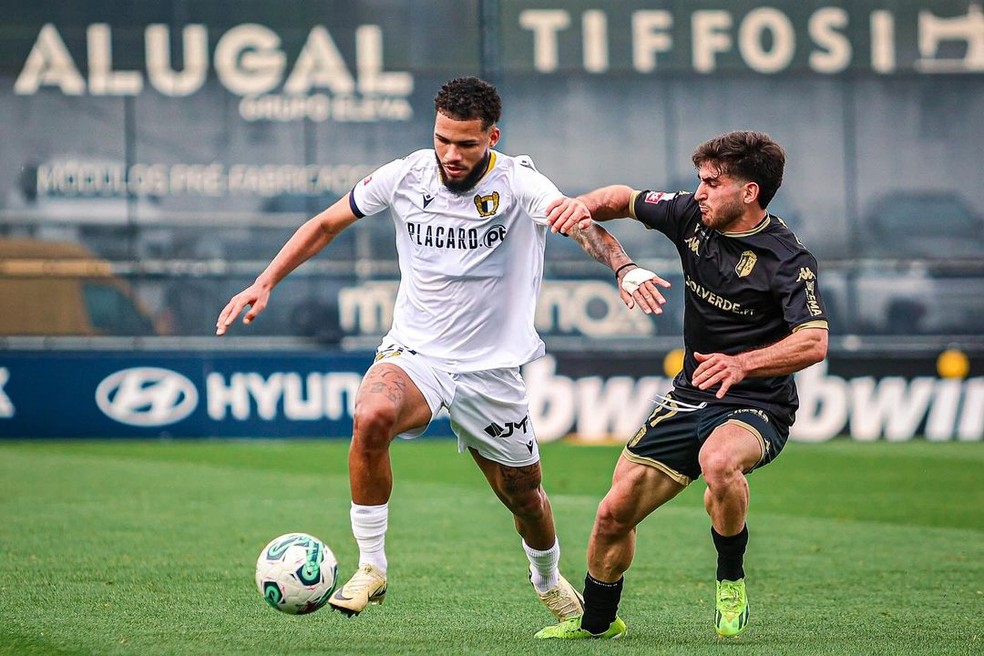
[630, 190, 828, 423]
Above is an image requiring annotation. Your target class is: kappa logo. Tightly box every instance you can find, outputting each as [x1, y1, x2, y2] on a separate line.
[95, 367, 198, 427]
[685, 226, 706, 255]
[796, 267, 817, 282]
[473, 191, 500, 217]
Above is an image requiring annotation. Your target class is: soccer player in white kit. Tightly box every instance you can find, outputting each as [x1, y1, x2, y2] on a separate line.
[216, 77, 669, 624]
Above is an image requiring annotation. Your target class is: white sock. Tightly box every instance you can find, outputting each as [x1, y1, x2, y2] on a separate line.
[523, 538, 560, 593]
[351, 502, 388, 574]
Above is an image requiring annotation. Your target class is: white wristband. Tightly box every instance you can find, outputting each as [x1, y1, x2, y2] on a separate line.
[620, 267, 657, 295]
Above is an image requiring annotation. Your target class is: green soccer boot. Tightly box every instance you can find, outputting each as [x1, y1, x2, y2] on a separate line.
[715, 578, 749, 637]
[534, 615, 627, 640]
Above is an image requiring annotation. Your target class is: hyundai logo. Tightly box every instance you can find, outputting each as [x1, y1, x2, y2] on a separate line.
[95, 367, 198, 427]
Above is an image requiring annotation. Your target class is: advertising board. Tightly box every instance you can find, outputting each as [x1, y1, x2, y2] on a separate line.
[2, 350, 979, 442]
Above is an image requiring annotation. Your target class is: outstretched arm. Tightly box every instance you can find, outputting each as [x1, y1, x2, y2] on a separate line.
[577, 184, 637, 221]
[692, 327, 829, 398]
[547, 185, 637, 234]
[215, 194, 359, 335]
[547, 195, 670, 314]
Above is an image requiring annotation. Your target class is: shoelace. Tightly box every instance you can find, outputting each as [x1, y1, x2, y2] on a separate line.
[718, 585, 743, 612]
[544, 588, 580, 614]
[344, 568, 379, 594]
[651, 393, 708, 413]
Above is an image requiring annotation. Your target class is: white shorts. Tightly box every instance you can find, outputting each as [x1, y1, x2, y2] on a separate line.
[368, 341, 540, 468]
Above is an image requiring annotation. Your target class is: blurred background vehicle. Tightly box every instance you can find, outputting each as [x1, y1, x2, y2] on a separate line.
[0, 238, 156, 337]
[823, 192, 984, 335]
[858, 192, 984, 259]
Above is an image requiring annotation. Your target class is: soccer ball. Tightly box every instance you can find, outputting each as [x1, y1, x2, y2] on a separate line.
[255, 532, 338, 614]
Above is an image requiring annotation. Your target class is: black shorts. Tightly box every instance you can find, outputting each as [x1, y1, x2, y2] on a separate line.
[623, 392, 790, 486]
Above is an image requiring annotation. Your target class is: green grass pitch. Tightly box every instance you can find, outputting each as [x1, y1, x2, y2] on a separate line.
[0, 439, 980, 655]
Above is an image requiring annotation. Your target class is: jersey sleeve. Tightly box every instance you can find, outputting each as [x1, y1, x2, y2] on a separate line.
[629, 189, 699, 242]
[774, 250, 829, 331]
[349, 157, 407, 218]
[512, 155, 563, 226]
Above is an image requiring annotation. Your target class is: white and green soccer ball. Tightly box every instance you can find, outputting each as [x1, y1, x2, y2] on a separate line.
[255, 532, 338, 614]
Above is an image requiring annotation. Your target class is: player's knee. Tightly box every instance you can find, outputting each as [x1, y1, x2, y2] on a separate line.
[502, 487, 548, 521]
[698, 447, 740, 486]
[352, 404, 399, 448]
[592, 499, 633, 542]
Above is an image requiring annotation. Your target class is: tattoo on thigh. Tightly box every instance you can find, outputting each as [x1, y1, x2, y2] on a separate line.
[364, 368, 408, 405]
[498, 463, 541, 495]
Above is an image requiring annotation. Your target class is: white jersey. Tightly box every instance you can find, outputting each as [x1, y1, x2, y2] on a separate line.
[350, 148, 561, 372]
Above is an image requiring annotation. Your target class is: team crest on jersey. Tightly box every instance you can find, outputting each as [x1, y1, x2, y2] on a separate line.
[735, 250, 758, 277]
[474, 191, 500, 217]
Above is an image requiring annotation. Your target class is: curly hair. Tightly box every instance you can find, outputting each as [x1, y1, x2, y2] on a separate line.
[692, 131, 786, 208]
[434, 77, 501, 130]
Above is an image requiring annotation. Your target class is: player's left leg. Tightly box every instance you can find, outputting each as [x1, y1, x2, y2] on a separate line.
[468, 448, 584, 621]
[449, 367, 583, 620]
[698, 417, 777, 637]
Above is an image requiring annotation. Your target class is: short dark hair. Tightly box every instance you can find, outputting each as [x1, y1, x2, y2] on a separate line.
[434, 77, 501, 130]
[692, 131, 786, 208]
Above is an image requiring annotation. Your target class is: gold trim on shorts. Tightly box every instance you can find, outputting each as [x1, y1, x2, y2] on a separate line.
[723, 418, 768, 471]
[620, 448, 693, 487]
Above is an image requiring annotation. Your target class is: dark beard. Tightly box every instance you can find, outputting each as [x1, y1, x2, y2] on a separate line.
[437, 151, 491, 194]
[703, 197, 744, 231]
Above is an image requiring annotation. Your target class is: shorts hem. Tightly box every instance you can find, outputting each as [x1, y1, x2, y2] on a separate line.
[723, 418, 768, 471]
[463, 442, 540, 468]
[621, 448, 692, 486]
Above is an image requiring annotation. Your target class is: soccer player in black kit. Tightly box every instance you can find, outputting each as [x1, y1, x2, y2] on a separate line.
[536, 131, 829, 640]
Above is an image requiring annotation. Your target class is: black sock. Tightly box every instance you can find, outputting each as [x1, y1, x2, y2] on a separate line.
[711, 525, 748, 581]
[581, 573, 623, 635]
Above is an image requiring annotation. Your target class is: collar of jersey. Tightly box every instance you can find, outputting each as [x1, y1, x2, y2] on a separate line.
[481, 151, 498, 180]
[721, 213, 771, 237]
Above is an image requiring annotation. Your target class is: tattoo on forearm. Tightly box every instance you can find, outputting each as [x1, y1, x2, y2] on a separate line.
[571, 224, 622, 268]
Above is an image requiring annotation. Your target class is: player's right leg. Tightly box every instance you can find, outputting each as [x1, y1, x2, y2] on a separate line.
[329, 359, 435, 617]
[536, 456, 685, 639]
